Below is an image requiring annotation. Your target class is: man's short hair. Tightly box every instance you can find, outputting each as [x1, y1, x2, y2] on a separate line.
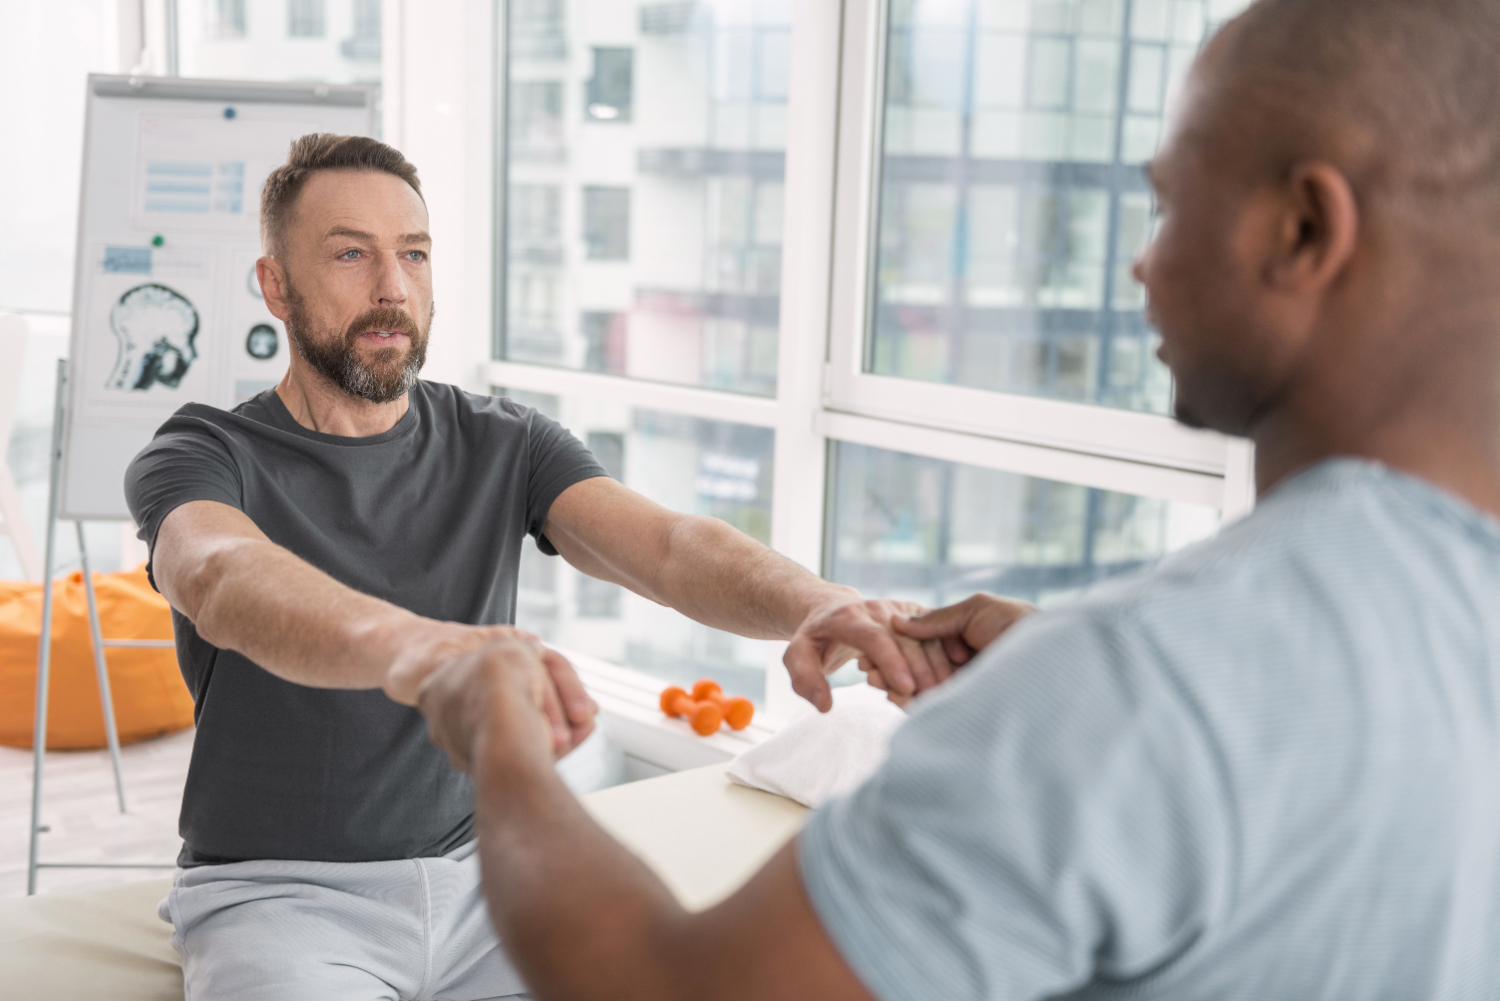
[260, 134, 423, 257]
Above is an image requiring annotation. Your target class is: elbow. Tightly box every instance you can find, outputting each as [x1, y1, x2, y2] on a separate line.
[171, 543, 240, 641]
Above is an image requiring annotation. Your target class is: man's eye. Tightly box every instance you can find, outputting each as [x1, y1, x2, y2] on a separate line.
[340, 250, 361, 260]
[406, 251, 427, 262]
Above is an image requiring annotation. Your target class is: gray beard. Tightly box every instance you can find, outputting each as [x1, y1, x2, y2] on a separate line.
[283, 286, 432, 405]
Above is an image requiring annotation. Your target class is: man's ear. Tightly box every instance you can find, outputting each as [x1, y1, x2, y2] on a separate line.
[1267, 160, 1360, 293]
[257, 256, 291, 322]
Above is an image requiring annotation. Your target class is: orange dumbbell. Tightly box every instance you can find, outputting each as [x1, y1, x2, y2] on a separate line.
[690, 679, 755, 731]
[659, 686, 723, 736]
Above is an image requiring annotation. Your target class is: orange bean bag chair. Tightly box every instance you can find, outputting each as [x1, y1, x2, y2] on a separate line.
[0, 565, 192, 749]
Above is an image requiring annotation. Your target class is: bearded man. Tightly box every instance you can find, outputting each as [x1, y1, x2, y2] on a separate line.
[124, 133, 936, 1000]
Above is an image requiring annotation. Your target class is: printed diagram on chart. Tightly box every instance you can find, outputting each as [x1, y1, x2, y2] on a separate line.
[246, 323, 278, 360]
[131, 112, 306, 232]
[106, 282, 200, 390]
[78, 241, 217, 418]
[142, 159, 246, 217]
[229, 248, 289, 403]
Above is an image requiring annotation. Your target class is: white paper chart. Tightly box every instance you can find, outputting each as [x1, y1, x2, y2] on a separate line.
[63, 75, 375, 521]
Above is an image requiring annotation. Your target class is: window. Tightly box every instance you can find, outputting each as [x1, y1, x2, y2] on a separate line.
[826, 442, 1219, 611]
[204, 0, 248, 40]
[341, 0, 381, 62]
[490, 0, 1254, 718]
[510, 185, 564, 263]
[176, 0, 381, 88]
[288, 0, 326, 38]
[582, 186, 631, 261]
[512, 0, 567, 60]
[498, 0, 794, 397]
[860, 0, 1223, 415]
[581, 312, 627, 374]
[586, 48, 634, 122]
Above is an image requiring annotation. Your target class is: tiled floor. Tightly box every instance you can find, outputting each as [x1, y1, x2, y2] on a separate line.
[0, 728, 192, 897]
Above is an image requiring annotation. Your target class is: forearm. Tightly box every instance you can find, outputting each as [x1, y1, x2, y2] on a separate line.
[650, 515, 856, 639]
[474, 737, 695, 1001]
[172, 534, 420, 689]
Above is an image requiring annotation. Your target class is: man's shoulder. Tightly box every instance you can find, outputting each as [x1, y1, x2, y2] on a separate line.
[410, 380, 538, 431]
[133, 401, 250, 457]
[1075, 458, 1492, 622]
[997, 457, 1500, 716]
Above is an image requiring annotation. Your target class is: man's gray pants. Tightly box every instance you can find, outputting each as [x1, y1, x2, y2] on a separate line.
[158, 840, 534, 1000]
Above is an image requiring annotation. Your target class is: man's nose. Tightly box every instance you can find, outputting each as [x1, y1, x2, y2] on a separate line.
[374, 251, 409, 306]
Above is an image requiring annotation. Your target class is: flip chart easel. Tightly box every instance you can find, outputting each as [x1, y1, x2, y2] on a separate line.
[29, 74, 376, 894]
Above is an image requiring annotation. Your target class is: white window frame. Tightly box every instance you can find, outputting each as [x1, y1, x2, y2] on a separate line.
[408, 0, 1258, 731]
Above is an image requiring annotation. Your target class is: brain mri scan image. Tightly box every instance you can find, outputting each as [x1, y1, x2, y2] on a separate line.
[246, 323, 279, 360]
[107, 283, 200, 391]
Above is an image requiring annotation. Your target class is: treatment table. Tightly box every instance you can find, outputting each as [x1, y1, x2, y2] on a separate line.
[0, 764, 808, 999]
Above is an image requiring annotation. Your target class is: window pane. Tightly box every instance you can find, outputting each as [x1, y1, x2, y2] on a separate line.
[0, 0, 114, 313]
[868, 0, 1251, 414]
[177, 0, 382, 96]
[500, 0, 794, 398]
[825, 440, 1218, 627]
[500, 391, 777, 704]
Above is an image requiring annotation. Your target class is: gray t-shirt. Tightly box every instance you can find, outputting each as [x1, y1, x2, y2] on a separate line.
[800, 459, 1500, 1000]
[125, 381, 606, 866]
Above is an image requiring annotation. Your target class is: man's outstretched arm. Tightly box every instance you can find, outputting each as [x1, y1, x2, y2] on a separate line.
[410, 639, 877, 1001]
[544, 476, 945, 710]
[153, 500, 593, 749]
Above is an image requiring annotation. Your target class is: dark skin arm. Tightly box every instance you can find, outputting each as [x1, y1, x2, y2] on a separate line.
[406, 640, 878, 1001]
[865, 594, 1036, 705]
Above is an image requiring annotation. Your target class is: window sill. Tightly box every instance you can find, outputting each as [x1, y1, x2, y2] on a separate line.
[565, 647, 780, 774]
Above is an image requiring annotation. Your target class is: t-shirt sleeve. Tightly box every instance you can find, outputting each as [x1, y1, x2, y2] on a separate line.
[522, 409, 609, 555]
[797, 607, 1236, 1001]
[124, 418, 245, 589]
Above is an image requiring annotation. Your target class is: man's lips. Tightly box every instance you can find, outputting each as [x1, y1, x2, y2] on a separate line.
[358, 327, 411, 341]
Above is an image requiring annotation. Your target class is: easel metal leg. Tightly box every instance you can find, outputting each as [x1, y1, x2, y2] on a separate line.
[29, 360, 67, 896]
[78, 522, 128, 814]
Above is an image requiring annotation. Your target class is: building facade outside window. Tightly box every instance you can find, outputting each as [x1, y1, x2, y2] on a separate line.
[288, 0, 327, 39]
[500, 0, 793, 396]
[868, 0, 1220, 415]
[176, 0, 381, 91]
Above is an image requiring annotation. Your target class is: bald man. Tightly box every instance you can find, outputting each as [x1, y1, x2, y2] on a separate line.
[391, 0, 1500, 998]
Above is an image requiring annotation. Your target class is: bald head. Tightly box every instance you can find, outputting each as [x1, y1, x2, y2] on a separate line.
[1136, 0, 1500, 509]
[1200, 0, 1500, 224]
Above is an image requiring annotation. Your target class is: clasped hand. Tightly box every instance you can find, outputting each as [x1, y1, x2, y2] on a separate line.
[385, 621, 596, 769]
[783, 591, 1036, 710]
[392, 591, 1036, 773]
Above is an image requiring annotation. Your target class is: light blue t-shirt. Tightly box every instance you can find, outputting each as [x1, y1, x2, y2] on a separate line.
[800, 459, 1500, 1000]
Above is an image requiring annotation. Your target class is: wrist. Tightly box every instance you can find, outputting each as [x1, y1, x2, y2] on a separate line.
[473, 706, 554, 798]
[776, 582, 860, 639]
[802, 582, 862, 616]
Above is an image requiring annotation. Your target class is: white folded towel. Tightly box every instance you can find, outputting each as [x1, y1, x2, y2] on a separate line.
[726, 683, 907, 808]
